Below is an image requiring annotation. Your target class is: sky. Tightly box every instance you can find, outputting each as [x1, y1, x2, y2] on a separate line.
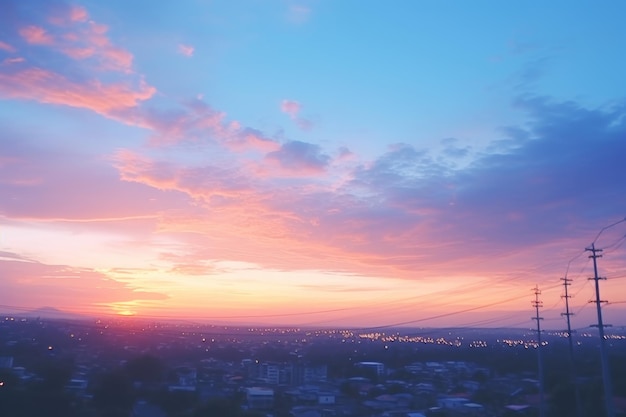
[1, 0, 625, 329]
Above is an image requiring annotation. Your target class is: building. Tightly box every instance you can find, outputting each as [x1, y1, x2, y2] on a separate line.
[0, 356, 14, 369]
[253, 362, 328, 385]
[355, 361, 385, 377]
[246, 387, 274, 410]
[259, 363, 280, 385]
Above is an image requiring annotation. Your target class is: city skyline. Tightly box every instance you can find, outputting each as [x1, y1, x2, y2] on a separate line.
[1, 0, 625, 328]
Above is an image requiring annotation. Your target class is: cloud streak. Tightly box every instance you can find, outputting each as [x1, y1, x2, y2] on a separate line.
[280, 99, 314, 131]
[0, 67, 154, 116]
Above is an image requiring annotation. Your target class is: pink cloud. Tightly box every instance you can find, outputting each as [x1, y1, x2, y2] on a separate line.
[15, 7, 136, 73]
[100, 45, 134, 72]
[138, 105, 228, 146]
[19, 25, 54, 45]
[224, 126, 281, 153]
[0, 67, 155, 117]
[57, 21, 134, 72]
[150, 204, 430, 282]
[48, 4, 89, 26]
[0, 2, 154, 123]
[70, 5, 88, 22]
[61, 46, 95, 59]
[280, 99, 314, 130]
[0, 41, 17, 53]
[136, 98, 280, 153]
[113, 149, 255, 202]
[89, 21, 109, 36]
[281, 99, 301, 117]
[178, 43, 194, 57]
[0, 4, 148, 127]
[113, 150, 179, 191]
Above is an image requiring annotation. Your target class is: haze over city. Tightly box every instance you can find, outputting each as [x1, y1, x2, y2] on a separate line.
[1, 0, 625, 328]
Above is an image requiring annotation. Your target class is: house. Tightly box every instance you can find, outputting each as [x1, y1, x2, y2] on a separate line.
[437, 396, 469, 410]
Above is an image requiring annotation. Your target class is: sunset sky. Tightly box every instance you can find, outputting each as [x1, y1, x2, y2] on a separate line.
[1, 1, 625, 329]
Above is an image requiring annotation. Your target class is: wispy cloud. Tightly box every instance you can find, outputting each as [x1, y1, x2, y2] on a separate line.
[19, 25, 54, 45]
[0, 41, 17, 52]
[177, 43, 194, 57]
[130, 97, 280, 153]
[287, 4, 312, 24]
[1, 57, 24, 65]
[281, 99, 301, 117]
[280, 99, 314, 131]
[48, 4, 89, 26]
[0, 67, 154, 116]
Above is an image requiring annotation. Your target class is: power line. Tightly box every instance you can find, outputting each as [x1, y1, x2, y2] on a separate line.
[349, 291, 544, 331]
[591, 217, 626, 245]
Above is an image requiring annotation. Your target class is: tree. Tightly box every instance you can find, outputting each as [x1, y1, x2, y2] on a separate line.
[0, 369, 21, 416]
[157, 389, 198, 417]
[92, 369, 135, 416]
[193, 398, 239, 417]
[125, 354, 164, 384]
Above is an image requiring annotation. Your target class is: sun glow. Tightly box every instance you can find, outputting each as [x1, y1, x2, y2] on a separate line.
[105, 301, 143, 317]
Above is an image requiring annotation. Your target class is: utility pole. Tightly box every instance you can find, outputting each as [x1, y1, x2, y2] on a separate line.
[532, 285, 545, 417]
[587, 243, 615, 417]
[561, 277, 583, 417]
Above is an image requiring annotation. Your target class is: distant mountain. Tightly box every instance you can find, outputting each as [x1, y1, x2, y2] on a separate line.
[22, 306, 89, 320]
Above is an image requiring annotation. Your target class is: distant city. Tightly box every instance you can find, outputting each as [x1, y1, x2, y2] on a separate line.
[1, 314, 625, 417]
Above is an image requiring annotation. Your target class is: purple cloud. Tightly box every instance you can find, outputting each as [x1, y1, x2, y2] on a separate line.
[348, 96, 626, 262]
[264, 140, 330, 175]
